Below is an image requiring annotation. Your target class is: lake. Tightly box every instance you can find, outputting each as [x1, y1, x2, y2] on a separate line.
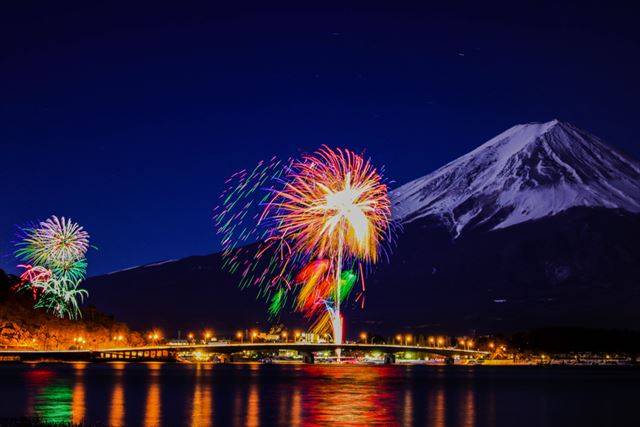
[0, 362, 638, 426]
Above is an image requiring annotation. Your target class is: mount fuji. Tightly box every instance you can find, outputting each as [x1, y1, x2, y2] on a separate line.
[84, 120, 640, 335]
[392, 119, 640, 236]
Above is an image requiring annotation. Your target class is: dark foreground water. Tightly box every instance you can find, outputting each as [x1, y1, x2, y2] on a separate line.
[0, 362, 638, 426]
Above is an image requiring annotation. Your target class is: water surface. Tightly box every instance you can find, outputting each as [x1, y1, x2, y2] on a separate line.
[0, 362, 638, 426]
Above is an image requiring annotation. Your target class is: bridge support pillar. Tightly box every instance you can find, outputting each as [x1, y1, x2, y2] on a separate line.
[384, 353, 396, 364]
[444, 356, 455, 365]
[301, 352, 315, 364]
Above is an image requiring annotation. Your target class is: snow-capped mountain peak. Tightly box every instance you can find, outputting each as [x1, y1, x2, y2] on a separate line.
[391, 120, 640, 235]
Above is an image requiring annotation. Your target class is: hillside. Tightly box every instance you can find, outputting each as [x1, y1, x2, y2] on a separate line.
[0, 269, 144, 349]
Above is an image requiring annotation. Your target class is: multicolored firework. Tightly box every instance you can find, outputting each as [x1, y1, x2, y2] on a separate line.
[16, 216, 89, 267]
[15, 216, 92, 320]
[215, 146, 393, 344]
[32, 274, 88, 320]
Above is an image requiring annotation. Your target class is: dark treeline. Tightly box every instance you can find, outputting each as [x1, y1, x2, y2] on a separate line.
[511, 327, 640, 354]
[0, 269, 20, 291]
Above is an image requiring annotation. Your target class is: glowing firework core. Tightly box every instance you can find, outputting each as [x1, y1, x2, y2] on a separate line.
[320, 174, 371, 254]
[216, 146, 392, 350]
[266, 146, 391, 346]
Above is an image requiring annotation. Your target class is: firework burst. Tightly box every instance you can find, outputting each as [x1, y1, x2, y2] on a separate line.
[14, 215, 92, 320]
[216, 146, 393, 344]
[264, 146, 391, 264]
[16, 216, 89, 267]
[264, 146, 391, 343]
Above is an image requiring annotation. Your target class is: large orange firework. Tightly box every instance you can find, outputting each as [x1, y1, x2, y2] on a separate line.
[264, 146, 391, 263]
[263, 146, 392, 344]
[216, 146, 393, 346]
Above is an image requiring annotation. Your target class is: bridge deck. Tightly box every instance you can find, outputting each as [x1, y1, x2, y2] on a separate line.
[0, 342, 487, 362]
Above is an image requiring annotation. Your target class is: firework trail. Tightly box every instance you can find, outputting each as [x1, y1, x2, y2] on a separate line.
[33, 274, 88, 320]
[264, 146, 391, 344]
[15, 216, 92, 320]
[216, 147, 393, 343]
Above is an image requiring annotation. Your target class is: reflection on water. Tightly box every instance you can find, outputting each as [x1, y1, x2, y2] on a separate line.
[246, 383, 260, 427]
[109, 362, 126, 427]
[26, 368, 72, 424]
[191, 364, 212, 427]
[303, 365, 398, 426]
[403, 388, 413, 426]
[72, 363, 86, 424]
[461, 387, 475, 427]
[145, 363, 162, 427]
[11, 363, 640, 426]
[429, 387, 446, 427]
[291, 388, 302, 427]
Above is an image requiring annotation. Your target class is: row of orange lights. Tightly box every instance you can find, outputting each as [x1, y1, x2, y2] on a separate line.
[235, 330, 304, 342]
[186, 331, 214, 340]
[141, 328, 497, 350]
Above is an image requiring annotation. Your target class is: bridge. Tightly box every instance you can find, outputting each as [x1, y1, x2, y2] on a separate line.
[0, 342, 487, 364]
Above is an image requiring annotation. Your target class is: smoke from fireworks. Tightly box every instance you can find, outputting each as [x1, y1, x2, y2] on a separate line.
[215, 146, 393, 342]
[15, 216, 92, 320]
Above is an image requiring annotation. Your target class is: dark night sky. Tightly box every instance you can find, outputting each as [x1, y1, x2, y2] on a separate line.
[1, 2, 639, 275]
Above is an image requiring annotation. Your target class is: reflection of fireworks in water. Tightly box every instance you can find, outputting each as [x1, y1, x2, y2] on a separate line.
[15, 216, 92, 319]
[216, 146, 393, 343]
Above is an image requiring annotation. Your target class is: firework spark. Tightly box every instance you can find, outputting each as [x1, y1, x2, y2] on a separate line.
[264, 146, 391, 344]
[14, 215, 92, 320]
[16, 216, 89, 267]
[15, 264, 53, 299]
[216, 146, 393, 344]
[264, 146, 391, 263]
[32, 274, 88, 320]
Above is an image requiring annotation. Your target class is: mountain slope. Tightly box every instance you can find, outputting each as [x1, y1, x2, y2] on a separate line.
[352, 207, 640, 333]
[84, 120, 640, 335]
[391, 120, 640, 235]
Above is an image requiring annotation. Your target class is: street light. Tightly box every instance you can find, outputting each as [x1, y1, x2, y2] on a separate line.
[396, 334, 402, 344]
[236, 331, 243, 343]
[282, 331, 288, 343]
[295, 331, 301, 342]
[187, 332, 194, 341]
[360, 332, 368, 343]
[437, 337, 444, 347]
[405, 335, 412, 346]
[251, 331, 258, 343]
